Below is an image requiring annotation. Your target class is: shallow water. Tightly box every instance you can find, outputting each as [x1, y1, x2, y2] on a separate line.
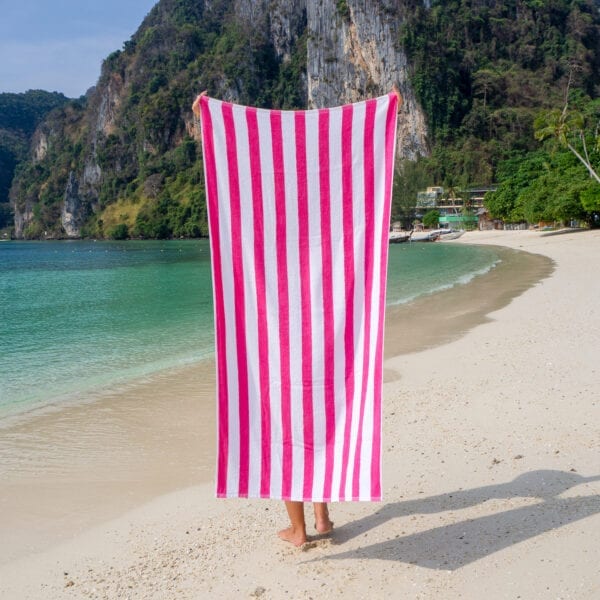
[0, 239, 500, 418]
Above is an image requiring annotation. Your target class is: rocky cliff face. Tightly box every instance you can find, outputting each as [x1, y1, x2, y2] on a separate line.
[208, 0, 429, 158]
[306, 0, 428, 159]
[12, 65, 118, 237]
[93, 74, 123, 138]
[31, 129, 49, 163]
[12, 194, 33, 239]
[61, 172, 86, 237]
[228, 0, 429, 161]
[266, 0, 306, 63]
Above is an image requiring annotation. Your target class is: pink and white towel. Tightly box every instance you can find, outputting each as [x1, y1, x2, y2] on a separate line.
[199, 93, 398, 502]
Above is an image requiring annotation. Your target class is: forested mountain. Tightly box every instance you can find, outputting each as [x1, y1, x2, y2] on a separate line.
[0, 91, 69, 230]
[10, 0, 310, 239]
[7, 0, 600, 239]
[395, 0, 600, 225]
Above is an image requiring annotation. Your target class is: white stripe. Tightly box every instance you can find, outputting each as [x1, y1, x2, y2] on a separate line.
[231, 105, 261, 498]
[280, 109, 305, 500]
[327, 106, 346, 502]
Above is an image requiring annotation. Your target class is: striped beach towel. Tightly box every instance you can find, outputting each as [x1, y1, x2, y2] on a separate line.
[199, 92, 398, 502]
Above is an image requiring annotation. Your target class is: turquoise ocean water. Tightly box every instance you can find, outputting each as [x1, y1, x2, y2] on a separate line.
[0, 240, 500, 419]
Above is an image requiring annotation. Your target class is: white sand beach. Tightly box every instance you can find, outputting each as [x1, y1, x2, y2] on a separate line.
[1, 229, 599, 599]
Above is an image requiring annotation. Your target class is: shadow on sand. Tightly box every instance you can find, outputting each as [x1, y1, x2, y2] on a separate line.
[316, 470, 600, 570]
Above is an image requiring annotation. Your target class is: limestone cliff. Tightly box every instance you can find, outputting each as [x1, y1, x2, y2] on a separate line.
[61, 172, 86, 237]
[93, 73, 123, 138]
[12, 192, 33, 239]
[31, 129, 49, 163]
[0, 90, 69, 231]
[306, 0, 428, 159]
[220, 0, 428, 159]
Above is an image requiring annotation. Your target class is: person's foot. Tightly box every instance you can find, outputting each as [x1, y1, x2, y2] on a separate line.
[314, 517, 334, 534]
[314, 504, 334, 534]
[278, 526, 308, 547]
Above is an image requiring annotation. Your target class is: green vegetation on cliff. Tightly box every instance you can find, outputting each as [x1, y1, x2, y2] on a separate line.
[10, 0, 306, 239]
[0, 90, 69, 229]
[396, 0, 600, 224]
[486, 93, 600, 224]
[8, 0, 600, 238]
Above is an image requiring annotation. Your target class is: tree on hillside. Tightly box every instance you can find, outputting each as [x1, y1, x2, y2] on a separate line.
[534, 75, 600, 184]
[532, 73, 600, 221]
[423, 209, 440, 228]
[485, 145, 596, 225]
[391, 160, 430, 228]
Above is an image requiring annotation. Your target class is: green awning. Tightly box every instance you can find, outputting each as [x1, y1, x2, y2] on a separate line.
[439, 215, 478, 223]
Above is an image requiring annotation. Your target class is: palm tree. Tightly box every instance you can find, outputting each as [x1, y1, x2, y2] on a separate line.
[534, 77, 600, 184]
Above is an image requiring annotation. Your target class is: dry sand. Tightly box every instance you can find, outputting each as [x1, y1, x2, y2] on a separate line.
[1, 229, 599, 599]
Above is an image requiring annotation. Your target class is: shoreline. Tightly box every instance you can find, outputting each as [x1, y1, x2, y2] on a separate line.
[0, 361, 217, 564]
[384, 244, 553, 360]
[0, 243, 548, 430]
[0, 242, 549, 566]
[0, 238, 495, 427]
[1, 230, 599, 598]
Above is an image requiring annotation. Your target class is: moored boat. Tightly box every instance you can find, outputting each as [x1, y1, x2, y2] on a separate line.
[389, 231, 411, 243]
[409, 231, 440, 242]
[437, 229, 465, 241]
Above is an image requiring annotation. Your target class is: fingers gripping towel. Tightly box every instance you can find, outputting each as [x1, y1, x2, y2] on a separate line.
[200, 93, 399, 502]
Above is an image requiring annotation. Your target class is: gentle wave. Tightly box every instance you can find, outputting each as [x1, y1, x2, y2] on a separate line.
[386, 258, 501, 307]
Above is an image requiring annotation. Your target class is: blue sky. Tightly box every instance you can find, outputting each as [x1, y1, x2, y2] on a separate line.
[0, 1, 158, 97]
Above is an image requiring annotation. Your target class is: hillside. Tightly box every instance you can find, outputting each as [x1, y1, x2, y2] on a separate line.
[11, 0, 310, 239]
[0, 90, 69, 230]
[8, 0, 600, 239]
[393, 0, 600, 226]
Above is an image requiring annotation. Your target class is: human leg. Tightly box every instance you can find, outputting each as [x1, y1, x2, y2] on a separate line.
[278, 501, 308, 546]
[313, 502, 334, 534]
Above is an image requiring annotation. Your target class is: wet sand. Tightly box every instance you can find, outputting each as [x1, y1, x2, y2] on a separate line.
[384, 245, 553, 360]
[0, 364, 215, 563]
[1, 230, 598, 599]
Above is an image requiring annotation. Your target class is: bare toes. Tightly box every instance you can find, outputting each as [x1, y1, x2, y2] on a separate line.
[278, 527, 307, 547]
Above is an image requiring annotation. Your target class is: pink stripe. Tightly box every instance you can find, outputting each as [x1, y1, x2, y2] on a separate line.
[246, 107, 272, 498]
[200, 98, 229, 497]
[271, 111, 293, 499]
[295, 112, 315, 501]
[318, 109, 335, 501]
[339, 103, 355, 499]
[371, 94, 398, 498]
[352, 98, 377, 499]
[222, 103, 250, 497]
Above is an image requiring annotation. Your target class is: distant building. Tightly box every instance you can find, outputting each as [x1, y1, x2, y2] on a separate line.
[416, 186, 444, 210]
[415, 185, 497, 229]
[476, 207, 504, 230]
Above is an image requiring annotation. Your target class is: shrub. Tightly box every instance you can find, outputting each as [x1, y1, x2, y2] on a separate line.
[108, 223, 129, 240]
[423, 209, 440, 228]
